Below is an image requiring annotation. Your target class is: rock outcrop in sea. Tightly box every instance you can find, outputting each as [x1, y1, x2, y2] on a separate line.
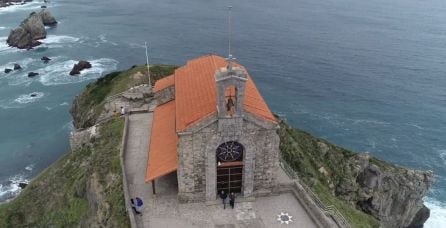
[38, 9, 57, 26]
[70, 61, 92, 75]
[6, 9, 57, 49]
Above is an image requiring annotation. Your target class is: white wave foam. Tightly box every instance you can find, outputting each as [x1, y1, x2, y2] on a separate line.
[0, 174, 28, 202]
[62, 121, 74, 131]
[38, 58, 118, 86]
[37, 35, 80, 49]
[59, 102, 69, 106]
[98, 34, 118, 46]
[439, 150, 446, 165]
[25, 164, 34, 172]
[0, 57, 33, 72]
[41, 35, 80, 44]
[425, 198, 446, 228]
[0, 36, 18, 54]
[0, 26, 7, 30]
[0, 1, 44, 15]
[14, 92, 44, 104]
[129, 43, 145, 48]
[352, 118, 390, 125]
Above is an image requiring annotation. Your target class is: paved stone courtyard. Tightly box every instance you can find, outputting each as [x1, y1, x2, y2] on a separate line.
[124, 112, 317, 228]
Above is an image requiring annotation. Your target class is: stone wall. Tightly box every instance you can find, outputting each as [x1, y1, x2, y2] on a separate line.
[154, 86, 174, 105]
[177, 113, 279, 203]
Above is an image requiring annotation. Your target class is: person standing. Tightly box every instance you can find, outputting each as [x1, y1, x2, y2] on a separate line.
[130, 198, 142, 215]
[120, 106, 126, 115]
[229, 192, 236, 209]
[219, 190, 228, 209]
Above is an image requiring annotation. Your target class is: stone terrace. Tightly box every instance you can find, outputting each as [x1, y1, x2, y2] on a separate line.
[123, 111, 319, 228]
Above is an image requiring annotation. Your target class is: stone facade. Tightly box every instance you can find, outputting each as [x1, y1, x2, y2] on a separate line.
[177, 113, 279, 203]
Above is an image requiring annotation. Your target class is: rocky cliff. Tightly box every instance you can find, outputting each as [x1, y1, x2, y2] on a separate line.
[278, 120, 433, 228]
[336, 152, 432, 228]
[7, 9, 57, 49]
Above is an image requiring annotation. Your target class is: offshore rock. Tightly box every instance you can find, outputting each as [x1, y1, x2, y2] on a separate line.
[6, 9, 57, 49]
[7, 12, 46, 49]
[70, 61, 92, 75]
[13, 64, 22, 70]
[4, 68, 12, 73]
[41, 56, 51, 63]
[27, 72, 39, 77]
[37, 9, 57, 26]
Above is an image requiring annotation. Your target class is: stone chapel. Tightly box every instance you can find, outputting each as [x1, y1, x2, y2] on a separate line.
[145, 54, 280, 202]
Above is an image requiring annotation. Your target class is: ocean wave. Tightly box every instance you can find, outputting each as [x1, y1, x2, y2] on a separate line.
[0, 26, 7, 30]
[0, 174, 28, 202]
[0, 37, 17, 54]
[424, 198, 446, 228]
[38, 58, 118, 86]
[0, 92, 44, 109]
[129, 43, 145, 49]
[0, 58, 34, 73]
[98, 34, 118, 46]
[37, 35, 81, 49]
[62, 121, 74, 131]
[41, 35, 80, 44]
[0, 0, 44, 15]
[439, 149, 446, 165]
[25, 164, 34, 172]
[14, 92, 45, 104]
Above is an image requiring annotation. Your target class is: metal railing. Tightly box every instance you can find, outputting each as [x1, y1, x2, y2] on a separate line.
[279, 157, 351, 228]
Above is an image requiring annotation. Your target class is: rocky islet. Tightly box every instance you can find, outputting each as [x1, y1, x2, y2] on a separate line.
[6, 9, 57, 49]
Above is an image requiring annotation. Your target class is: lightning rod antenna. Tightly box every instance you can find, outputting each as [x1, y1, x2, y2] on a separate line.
[145, 42, 151, 86]
[227, 5, 234, 71]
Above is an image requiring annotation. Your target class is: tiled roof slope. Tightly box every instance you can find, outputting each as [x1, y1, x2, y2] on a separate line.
[153, 74, 175, 92]
[175, 55, 276, 131]
[145, 100, 178, 182]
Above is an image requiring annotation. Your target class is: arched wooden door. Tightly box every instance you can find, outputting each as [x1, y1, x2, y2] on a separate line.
[216, 141, 244, 194]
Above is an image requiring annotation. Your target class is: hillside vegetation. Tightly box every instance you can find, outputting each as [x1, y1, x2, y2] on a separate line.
[0, 118, 127, 227]
[0, 64, 177, 227]
[71, 64, 177, 129]
[279, 118, 432, 228]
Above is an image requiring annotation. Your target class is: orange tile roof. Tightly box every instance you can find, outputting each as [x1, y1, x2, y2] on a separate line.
[153, 74, 175, 92]
[145, 100, 178, 182]
[146, 55, 276, 181]
[175, 55, 276, 131]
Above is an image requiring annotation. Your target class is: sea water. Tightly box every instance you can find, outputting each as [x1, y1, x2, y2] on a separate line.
[0, 0, 445, 225]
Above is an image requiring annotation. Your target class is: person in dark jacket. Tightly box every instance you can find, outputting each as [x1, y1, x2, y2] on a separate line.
[130, 198, 142, 215]
[229, 192, 236, 209]
[219, 190, 228, 209]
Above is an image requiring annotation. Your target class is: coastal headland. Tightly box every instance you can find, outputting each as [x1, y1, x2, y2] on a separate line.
[0, 63, 433, 228]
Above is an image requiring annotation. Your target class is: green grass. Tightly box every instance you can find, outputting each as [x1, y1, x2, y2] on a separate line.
[71, 64, 177, 129]
[313, 183, 379, 228]
[0, 64, 178, 227]
[0, 118, 129, 228]
[278, 120, 380, 228]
